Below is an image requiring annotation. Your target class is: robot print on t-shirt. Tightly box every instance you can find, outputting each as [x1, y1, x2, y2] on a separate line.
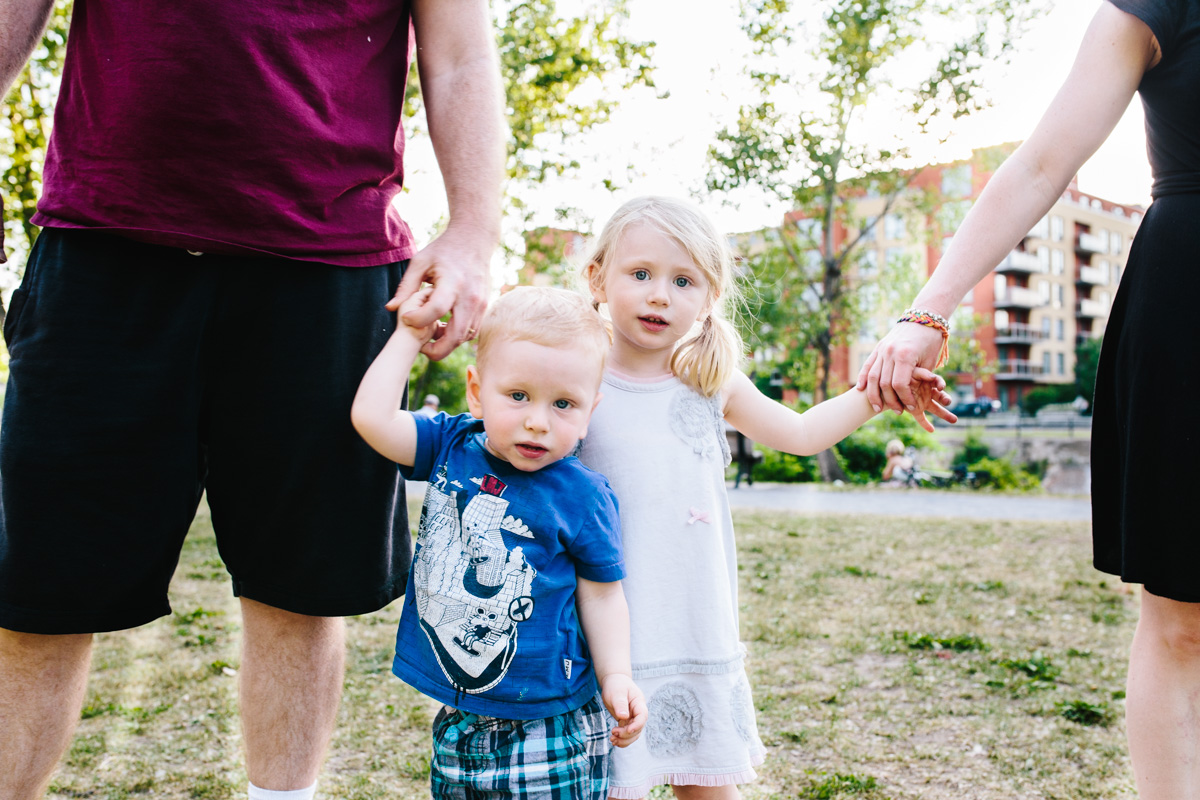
[412, 469, 537, 694]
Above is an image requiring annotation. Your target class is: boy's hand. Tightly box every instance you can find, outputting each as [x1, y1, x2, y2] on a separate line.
[386, 286, 438, 344]
[600, 674, 647, 748]
[907, 367, 957, 431]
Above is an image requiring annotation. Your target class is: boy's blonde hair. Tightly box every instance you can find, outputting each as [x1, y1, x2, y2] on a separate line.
[584, 196, 743, 397]
[475, 286, 610, 380]
[885, 439, 906, 458]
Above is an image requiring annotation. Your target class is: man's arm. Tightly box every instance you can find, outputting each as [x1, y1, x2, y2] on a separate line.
[575, 577, 646, 747]
[350, 290, 436, 466]
[399, 0, 505, 360]
[0, 0, 56, 264]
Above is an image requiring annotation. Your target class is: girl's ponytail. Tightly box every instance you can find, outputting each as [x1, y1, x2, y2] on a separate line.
[671, 311, 743, 398]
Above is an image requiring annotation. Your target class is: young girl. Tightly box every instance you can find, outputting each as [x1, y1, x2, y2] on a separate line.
[579, 196, 949, 799]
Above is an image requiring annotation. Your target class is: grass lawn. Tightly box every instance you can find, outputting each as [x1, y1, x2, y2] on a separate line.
[47, 498, 1135, 800]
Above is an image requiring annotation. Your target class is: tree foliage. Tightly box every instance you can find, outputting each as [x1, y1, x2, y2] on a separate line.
[708, 0, 1036, 478]
[1, 0, 71, 299]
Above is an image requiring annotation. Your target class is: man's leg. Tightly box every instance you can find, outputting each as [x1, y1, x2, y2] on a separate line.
[0, 629, 92, 800]
[239, 598, 345, 790]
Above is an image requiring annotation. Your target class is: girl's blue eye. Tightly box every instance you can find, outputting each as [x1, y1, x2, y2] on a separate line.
[510, 391, 527, 402]
[554, 399, 572, 410]
[633, 269, 649, 281]
[674, 276, 691, 288]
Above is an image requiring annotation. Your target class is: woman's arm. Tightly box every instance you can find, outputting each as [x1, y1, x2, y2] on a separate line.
[856, 1, 1159, 414]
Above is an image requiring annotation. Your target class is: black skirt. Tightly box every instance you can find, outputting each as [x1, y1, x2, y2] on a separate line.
[1092, 193, 1200, 601]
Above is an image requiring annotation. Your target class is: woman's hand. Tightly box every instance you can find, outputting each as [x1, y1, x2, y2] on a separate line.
[857, 323, 955, 425]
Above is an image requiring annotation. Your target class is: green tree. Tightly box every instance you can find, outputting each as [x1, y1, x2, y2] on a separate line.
[941, 309, 996, 394]
[709, 0, 1036, 479]
[1074, 335, 1101, 413]
[1, 0, 72, 319]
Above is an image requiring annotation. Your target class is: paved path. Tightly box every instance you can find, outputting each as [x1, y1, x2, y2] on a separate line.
[726, 483, 1091, 521]
[409, 482, 1091, 522]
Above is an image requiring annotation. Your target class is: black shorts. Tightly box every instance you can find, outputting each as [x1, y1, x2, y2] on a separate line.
[0, 229, 411, 633]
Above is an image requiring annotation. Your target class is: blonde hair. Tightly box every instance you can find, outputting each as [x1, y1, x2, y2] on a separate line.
[475, 286, 610, 380]
[584, 196, 742, 397]
[885, 439, 906, 458]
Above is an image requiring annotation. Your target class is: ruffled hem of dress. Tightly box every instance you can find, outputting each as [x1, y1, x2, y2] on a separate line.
[608, 752, 766, 798]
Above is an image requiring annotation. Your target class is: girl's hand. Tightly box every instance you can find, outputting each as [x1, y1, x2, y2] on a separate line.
[599, 674, 647, 748]
[386, 286, 438, 344]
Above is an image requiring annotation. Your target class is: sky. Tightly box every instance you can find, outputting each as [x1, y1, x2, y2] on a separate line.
[395, 0, 1151, 245]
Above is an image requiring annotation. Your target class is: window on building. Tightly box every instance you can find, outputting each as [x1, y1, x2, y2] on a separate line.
[1057, 352, 1065, 375]
[994, 309, 1010, 329]
[1051, 216, 1064, 241]
[885, 247, 907, 268]
[994, 274, 1007, 299]
[1042, 352, 1051, 374]
[941, 164, 972, 198]
[1051, 249, 1064, 275]
[1056, 319, 1064, 341]
[1041, 316, 1051, 336]
[1038, 246, 1050, 269]
[1100, 291, 1111, 309]
[884, 214, 906, 241]
[1097, 260, 1110, 282]
[860, 248, 879, 277]
[1098, 229, 1110, 252]
[861, 216, 877, 242]
[1054, 284, 1064, 309]
[1038, 280, 1051, 302]
[1111, 231, 1122, 255]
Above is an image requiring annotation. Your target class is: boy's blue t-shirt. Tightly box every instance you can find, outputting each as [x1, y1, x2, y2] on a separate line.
[394, 412, 625, 720]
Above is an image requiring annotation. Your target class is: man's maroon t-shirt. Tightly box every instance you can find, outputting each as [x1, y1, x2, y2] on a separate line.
[32, 0, 419, 267]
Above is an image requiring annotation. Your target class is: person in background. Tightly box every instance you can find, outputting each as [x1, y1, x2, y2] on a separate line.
[414, 394, 442, 418]
[856, 3, 1200, 796]
[0, 2, 505, 799]
[881, 439, 914, 485]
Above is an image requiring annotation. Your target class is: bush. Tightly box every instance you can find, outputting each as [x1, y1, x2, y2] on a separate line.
[970, 456, 1041, 491]
[952, 429, 991, 468]
[753, 447, 819, 482]
[1020, 383, 1076, 415]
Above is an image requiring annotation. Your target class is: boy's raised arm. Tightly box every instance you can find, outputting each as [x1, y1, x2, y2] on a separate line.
[350, 290, 436, 466]
[575, 577, 646, 748]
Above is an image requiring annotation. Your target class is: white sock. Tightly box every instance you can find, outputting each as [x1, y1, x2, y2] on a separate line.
[247, 782, 317, 800]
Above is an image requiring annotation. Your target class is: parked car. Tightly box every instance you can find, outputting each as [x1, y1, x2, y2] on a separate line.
[949, 398, 994, 418]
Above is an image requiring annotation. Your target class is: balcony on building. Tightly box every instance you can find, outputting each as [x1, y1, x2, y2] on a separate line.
[1076, 231, 1109, 255]
[995, 250, 1043, 275]
[994, 285, 1046, 309]
[994, 321, 1046, 345]
[1076, 330, 1097, 347]
[1076, 298, 1106, 318]
[1077, 264, 1107, 285]
[994, 359, 1045, 380]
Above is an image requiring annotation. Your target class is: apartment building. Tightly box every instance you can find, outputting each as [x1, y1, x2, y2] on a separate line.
[825, 145, 1143, 410]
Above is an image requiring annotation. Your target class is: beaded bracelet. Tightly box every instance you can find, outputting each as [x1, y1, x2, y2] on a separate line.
[897, 308, 950, 368]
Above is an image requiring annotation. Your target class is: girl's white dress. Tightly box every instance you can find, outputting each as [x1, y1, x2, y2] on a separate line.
[579, 373, 765, 798]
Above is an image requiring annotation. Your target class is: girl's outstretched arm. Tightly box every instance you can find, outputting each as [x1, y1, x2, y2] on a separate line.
[723, 369, 951, 457]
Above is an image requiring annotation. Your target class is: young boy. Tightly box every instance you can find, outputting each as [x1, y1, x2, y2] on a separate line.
[352, 286, 646, 799]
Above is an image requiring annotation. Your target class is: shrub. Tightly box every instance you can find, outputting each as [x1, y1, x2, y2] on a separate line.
[970, 456, 1041, 491]
[753, 447, 819, 482]
[952, 428, 991, 468]
[1020, 383, 1076, 415]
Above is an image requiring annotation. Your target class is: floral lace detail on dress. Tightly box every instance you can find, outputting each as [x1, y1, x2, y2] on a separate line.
[668, 388, 731, 466]
[645, 681, 703, 757]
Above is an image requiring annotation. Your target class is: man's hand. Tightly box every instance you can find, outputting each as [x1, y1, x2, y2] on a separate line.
[599, 673, 647, 748]
[391, 226, 491, 360]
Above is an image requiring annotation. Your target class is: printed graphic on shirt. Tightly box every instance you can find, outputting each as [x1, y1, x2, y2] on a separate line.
[413, 468, 538, 694]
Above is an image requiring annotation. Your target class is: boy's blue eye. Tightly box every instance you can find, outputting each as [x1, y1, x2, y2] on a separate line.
[674, 276, 691, 288]
[553, 399, 572, 410]
[633, 269, 649, 281]
[510, 391, 527, 402]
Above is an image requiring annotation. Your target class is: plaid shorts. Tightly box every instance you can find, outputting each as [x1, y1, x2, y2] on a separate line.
[430, 694, 612, 799]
